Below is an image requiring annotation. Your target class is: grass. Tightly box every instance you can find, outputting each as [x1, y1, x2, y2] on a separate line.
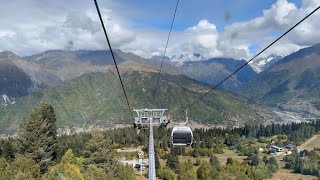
[215, 149, 246, 164]
[297, 135, 320, 151]
[176, 149, 245, 166]
[135, 175, 148, 180]
[269, 169, 317, 180]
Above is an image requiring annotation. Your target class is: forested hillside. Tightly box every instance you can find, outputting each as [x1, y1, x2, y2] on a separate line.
[0, 71, 279, 134]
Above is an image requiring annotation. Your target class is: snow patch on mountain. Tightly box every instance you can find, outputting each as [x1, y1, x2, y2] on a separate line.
[150, 52, 205, 66]
[1, 94, 15, 106]
[250, 54, 283, 73]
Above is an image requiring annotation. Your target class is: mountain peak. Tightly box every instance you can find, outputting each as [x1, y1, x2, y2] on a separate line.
[150, 52, 205, 63]
[171, 52, 204, 62]
[0, 51, 17, 58]
[150, 55, 170, 61]
[250, 54, 283, 73]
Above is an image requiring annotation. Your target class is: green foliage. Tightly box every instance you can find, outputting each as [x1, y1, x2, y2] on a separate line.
[85, 132, 108, 152]
[0, 155, 40, 180]
[0, 158, 8, 178]
[194, 157, 201, 166]
[83, 165, 112, 180]
[43, 149, 84, 180]
[247, 154, 260, 166]
[251, 164, 272, 180]
[113, 164, 135, 180]
[2, 117, 319, 179]
[284, 149, 320, 176]
[2, 140, 15, 162]
[266, 157, 279, 173]
[83, 132, 118, 173]
[226, 157, 234, 166]
[157, 167, 175, 180]
[0, 71, 271, 133]
[178, 161, 197, 180]
[18, 103, 57, 171]
[166, 152, 179, 173]
[197, 162, 217, 180]
[209, 154, 221, 171]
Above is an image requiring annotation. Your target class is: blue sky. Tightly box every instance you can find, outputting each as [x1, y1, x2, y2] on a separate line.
[117, 0, 302, 31]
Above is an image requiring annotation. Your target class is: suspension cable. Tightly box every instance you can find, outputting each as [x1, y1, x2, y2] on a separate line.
[153, 0, 180, 95]
[94, 0, 134, 121]
[184, 5, 320, 111]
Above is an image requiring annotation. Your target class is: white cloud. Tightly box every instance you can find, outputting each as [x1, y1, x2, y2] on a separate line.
[0, 0, 136, 55]
[0, 0, 319, 61]
[128, 0, 320, 61]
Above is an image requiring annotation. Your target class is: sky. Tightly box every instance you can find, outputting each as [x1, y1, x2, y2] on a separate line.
[0, 0, 319, 61]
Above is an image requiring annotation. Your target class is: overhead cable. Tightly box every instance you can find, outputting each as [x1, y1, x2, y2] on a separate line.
[94, 0, 134, 121]
[184, 5, 320, 111]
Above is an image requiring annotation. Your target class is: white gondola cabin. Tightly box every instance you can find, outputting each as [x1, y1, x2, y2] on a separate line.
[171, 126, 193, 147]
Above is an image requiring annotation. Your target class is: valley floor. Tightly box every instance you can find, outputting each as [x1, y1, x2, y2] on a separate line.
[267, 134, 320, 180]
[132, 135, 320, 180]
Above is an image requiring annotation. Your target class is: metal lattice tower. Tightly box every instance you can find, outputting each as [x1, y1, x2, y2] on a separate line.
[148, 118, 156, 180]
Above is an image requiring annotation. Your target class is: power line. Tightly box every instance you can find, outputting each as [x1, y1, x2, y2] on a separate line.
[93, 0, 134, 121]
[153, 0, 180, 95]
[184, 5, 320, 111]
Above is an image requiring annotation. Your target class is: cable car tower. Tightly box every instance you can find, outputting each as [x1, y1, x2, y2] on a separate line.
[133, 109, 169, 180]
[133, 109, 170, 129]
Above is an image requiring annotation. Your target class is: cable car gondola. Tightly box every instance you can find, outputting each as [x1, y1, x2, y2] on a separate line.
[171, 109, 193, 147]
[171, 126, 193, 147]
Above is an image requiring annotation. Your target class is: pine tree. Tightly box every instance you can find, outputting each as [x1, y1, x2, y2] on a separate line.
[209, 154, 221, 171]
[157, 167, 175, 180]
[179, 161, 197, 180]
[166, 152, 179, 173]
[18, 103, 57, 172]
[84, 132, 117, 171]
[2, 141, 15, 162]
[197, 162, 216, 180]
[267, 157, 279, 173]
[85, 132, 108, 152]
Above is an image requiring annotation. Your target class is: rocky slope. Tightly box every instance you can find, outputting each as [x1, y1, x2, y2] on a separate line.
[0, 52, 34, 98]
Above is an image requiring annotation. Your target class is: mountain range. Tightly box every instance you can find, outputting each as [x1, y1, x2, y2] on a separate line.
[240, 43, 320, 118]
[0, 71, 279, 134]
[1, 50, 258, 95]
[1, 43, 320, 134]
[151, 53, 257, 91]
[177, 58, 257, 90]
